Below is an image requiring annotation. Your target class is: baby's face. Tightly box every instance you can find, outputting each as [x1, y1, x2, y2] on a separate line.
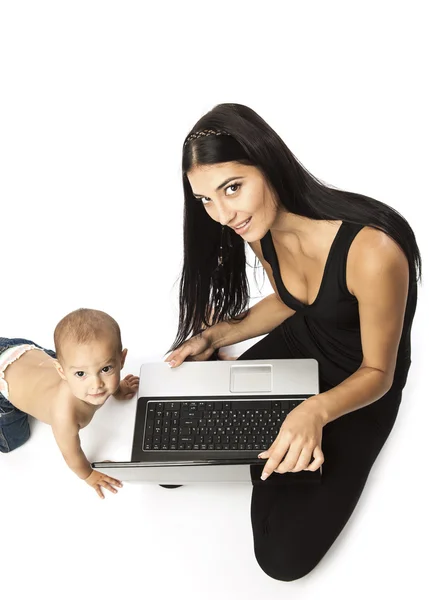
[59, 338, 126, 406]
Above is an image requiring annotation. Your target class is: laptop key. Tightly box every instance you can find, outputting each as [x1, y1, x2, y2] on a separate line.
[180, 418, 197, 427]
[232, 401, 272, 409]
[144, 438, 152, 450]
[179, 436, 194, 443]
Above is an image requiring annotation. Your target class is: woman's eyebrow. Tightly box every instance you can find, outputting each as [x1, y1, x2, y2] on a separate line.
[194, 176, 245, 197]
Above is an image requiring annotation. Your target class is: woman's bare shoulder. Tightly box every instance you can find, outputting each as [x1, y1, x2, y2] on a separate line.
[348, 226, 409, 294]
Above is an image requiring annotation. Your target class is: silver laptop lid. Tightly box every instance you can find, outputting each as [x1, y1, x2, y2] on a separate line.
[138, 359, 319, 398]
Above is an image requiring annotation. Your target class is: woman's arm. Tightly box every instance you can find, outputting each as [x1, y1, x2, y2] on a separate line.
[204, 292, 294, 349]
[306, 227, 410, 425]
[259, 228, 410, 479]
[167, 241, 295, 366]
[205, 239, 295, 348]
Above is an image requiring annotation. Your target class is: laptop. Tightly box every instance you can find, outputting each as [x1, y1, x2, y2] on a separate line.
[93, 358, 320, 484]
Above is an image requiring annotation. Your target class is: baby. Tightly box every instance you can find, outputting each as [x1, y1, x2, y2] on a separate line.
[0, 308, 139, 498]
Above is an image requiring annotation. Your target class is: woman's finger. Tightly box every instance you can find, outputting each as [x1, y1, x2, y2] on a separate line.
[274, 442, 303, 474]
[167, 346, 194, 367]
[304, 446, 325, 471]
[260, 440, 291, 479]
[288, 447, 314, 473]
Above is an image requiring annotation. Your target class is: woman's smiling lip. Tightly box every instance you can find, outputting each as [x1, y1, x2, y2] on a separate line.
[232, 217, 252, 234]
[232, 217, 252, 231]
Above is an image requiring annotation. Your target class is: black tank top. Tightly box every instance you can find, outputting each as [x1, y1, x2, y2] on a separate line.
[260, 221, 416, 391]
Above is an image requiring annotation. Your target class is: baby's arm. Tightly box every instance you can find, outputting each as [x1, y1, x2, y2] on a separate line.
[51, 412, 122, 498]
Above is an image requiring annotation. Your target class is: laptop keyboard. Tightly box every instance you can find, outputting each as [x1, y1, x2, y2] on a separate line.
[143, 399, 304, 451]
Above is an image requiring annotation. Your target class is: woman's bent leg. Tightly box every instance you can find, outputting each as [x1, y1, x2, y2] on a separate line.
[237, 325, 402, 580]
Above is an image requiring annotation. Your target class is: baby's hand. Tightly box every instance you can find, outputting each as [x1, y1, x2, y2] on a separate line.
[85, 469, 123, 499]
[113, 374, 140, 401]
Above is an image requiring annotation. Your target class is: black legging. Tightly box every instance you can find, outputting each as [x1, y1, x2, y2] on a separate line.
[238, 325, 402, 581]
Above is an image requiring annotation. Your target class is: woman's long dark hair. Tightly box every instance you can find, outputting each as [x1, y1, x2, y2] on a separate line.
[172, 103, 421, 350]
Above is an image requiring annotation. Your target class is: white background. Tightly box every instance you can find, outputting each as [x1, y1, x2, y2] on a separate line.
[1, 1, 427, 599]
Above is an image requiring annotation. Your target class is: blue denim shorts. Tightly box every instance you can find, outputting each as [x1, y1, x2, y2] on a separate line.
[0, 337, 56, 453]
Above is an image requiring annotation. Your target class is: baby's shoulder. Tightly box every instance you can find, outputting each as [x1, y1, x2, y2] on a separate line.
[50, 385, 80, 429]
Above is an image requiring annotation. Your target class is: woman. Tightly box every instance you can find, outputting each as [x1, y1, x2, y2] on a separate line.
[166, 104, 420, 580]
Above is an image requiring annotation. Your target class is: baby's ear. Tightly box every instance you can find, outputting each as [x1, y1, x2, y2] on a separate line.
[120, 348, 128, 368]
[53, 360, 67, 381]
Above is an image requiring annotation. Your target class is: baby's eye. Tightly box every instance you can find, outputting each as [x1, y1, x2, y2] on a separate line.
[101, 366, 112, 373]
[225, 183, 241, 196]
[75, 371, 85, 378]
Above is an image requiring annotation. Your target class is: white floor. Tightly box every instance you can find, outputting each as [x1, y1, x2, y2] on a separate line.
[2, 2, 428, 598]
[2, 343, 427, 600]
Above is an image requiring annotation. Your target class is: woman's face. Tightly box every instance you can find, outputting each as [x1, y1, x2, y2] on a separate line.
[187, 162, 279, 242]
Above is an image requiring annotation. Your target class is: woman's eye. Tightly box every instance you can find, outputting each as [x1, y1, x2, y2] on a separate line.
[101, 366, 112, 373]
[201, 197, 210, 205]
[75, 371, 85, 378]
[225, 183, 240, 196]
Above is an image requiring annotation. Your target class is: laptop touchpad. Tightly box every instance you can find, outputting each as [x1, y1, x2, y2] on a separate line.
[229, 365, 272, 393]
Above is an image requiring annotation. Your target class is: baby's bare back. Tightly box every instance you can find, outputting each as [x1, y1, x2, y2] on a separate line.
[5, 349, 94, 427]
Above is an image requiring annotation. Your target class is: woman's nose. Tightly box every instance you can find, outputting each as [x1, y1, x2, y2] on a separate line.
[216, 201, 235, 226]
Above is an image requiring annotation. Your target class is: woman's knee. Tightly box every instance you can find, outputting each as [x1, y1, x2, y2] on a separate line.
[254, 541, 322, 581]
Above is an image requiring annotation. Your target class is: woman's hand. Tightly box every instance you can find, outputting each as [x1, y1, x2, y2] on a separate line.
[165, 332, 215, 368]
[258, 399, 325, 479]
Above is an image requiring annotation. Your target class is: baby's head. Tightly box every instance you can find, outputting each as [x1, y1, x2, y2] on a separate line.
[53, 308, 127, 406]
